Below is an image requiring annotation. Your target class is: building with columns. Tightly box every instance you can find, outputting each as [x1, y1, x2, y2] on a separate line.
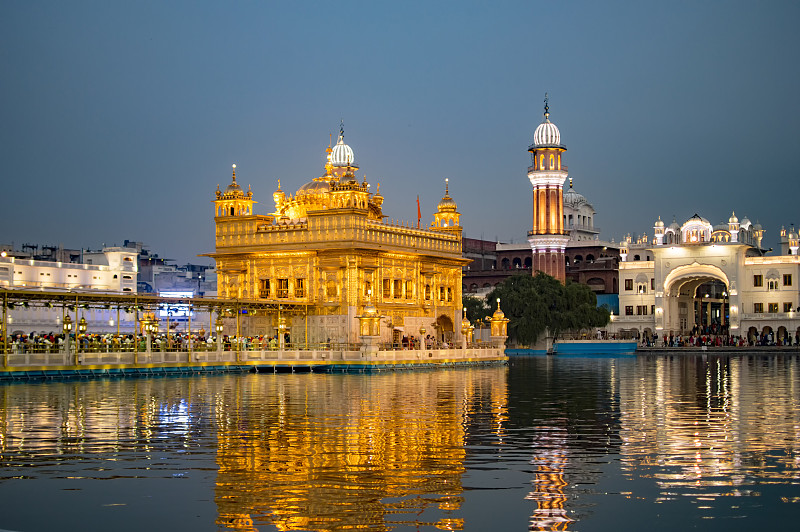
[206, 125, 469, 345]
[527, 96, 570, 282]
[613, 213, 800, 343]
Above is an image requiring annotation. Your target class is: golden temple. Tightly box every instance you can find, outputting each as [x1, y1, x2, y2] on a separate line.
[206, 125, 469, 346]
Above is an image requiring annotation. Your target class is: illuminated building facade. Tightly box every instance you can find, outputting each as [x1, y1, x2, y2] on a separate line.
[207, 126, 469, 344]
[0, 246, 140, 333]
[527, 95, 569, 282]
[613, 214, 800, 342]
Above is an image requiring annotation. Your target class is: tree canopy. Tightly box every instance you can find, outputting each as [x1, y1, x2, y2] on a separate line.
[486, 273, 610, 345]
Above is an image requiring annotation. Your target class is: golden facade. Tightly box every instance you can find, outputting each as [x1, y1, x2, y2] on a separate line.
[207, 128, 468, 344]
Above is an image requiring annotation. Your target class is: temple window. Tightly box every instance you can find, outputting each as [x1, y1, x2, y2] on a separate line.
[549, 154, 555, 169]
[294, 278, 305, 298]
[364, 280, 372, 297]
[405, 280, 413, 299]
[383, 279, 391, 299]
[424, 284, 431, 300]
[446, 287, 452, 302]
[259, 279, 270, 298]
[277, 279, 289, 298]
[393, 279, 402, 299]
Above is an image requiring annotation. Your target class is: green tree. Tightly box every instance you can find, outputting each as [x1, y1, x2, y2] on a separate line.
[487, 273, 610, 345]
[462, 293, 491, 324]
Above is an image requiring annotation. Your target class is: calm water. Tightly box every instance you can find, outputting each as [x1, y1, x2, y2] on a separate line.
[1, 355, 799, 531]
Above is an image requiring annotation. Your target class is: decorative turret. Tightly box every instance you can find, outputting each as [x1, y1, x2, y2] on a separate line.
[213, 164, 256, 218]
[272, 180, 285, 213]
[432, 178, 461, 233]
[752, 221, 765, 248]
[789, 227, 798, 255]
[728, 211, 740, 242]
[489, 298, 509, 346]
[654, 216, 665, 245]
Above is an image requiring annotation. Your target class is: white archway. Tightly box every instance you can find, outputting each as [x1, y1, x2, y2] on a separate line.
[662, 262, 732, 334]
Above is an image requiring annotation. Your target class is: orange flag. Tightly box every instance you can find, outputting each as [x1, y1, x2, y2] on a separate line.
[416, 195, 421, 228]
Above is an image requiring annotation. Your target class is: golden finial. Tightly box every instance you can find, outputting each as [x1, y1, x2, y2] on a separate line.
[445, 178, 449, 196]
[277, 179, 281, 190]
[544, 92, 550, 121]
[231, 163, 237, 182]
[376, 183, 380, 194]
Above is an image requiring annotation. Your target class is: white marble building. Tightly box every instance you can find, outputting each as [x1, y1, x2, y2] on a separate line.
[611, 214, 800, 343]
[1, 247, 138, 333]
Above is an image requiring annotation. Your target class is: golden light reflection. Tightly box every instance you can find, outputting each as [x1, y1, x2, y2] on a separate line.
[0, 368, 509, 531]
[212, 370, 508, 530]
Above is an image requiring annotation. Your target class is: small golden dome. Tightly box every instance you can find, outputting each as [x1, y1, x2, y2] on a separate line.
[492, 298, 505, 320]
[437, 178, 457, 212]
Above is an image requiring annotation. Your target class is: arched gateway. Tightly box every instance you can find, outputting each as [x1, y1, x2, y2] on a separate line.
[662, 263, 731, 335]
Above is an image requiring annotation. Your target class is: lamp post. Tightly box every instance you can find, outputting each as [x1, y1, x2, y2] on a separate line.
[215, 316, 224, 354]
[63, 314, 73, 364]
[77, 316, 87, 363]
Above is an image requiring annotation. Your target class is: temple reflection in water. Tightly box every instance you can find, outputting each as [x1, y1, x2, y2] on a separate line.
[211, 370, 508, 530]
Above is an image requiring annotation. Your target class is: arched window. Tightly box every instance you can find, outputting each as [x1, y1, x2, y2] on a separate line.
[549, 154, 555, 168]
[501, 258, 510, 269]
[513, 257, 522, 269]
[524, 257, 532, 268]
[586, 254, 595, 263]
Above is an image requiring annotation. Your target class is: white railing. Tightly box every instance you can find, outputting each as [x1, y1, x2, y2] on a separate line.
[2, 346, 505, 368]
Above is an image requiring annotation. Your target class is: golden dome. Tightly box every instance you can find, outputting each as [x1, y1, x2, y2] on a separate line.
[223, 164, 244, 197]
[491, 298, 505, 320]
[437, 179, 457, 212]
[297, 179, 331, 196]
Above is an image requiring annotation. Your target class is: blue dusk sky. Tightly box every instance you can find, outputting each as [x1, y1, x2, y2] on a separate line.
[2, 1, 799, 264]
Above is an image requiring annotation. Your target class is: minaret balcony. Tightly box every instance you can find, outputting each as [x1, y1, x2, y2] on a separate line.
[528, 165, 567, 173]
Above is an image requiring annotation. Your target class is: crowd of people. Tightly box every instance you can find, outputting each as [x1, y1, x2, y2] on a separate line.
[641, 329, 800, 348]
[1, 330, 333, 353]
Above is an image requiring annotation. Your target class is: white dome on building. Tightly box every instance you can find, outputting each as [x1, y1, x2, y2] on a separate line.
[563, 183, 587, 207]
[533, 120, 561, 147]
[330, 123, 355, 167]
[532, 94, 562, 147]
